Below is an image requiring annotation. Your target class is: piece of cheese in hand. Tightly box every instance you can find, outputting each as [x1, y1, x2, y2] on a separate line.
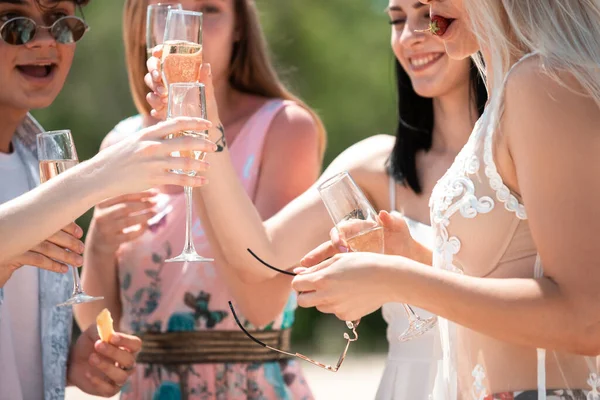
[96, 308, 115, 343]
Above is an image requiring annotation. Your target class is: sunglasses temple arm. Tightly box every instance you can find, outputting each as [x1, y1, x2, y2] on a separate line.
[246, 249, 297, 276]
[229, 301, 340, 371]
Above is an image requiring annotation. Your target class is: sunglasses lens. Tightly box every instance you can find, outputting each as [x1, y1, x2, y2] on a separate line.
[51, 17, 86, 44]
[1, 18, 36, 45]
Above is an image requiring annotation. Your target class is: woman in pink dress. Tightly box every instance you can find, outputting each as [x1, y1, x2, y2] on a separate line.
[75, 0, 325, 398]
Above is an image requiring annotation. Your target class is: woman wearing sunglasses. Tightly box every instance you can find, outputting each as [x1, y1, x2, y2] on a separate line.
[0, 1, 217, 399]
[295, 0, 600, 398]
[142, 0, 485, 398]
[75, 0, 326, 398]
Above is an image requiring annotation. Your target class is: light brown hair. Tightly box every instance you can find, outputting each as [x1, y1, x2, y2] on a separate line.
[122, 0, 327, 158]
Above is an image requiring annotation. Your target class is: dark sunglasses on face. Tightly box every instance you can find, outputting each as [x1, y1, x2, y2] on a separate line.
[0, 16, 88, 46]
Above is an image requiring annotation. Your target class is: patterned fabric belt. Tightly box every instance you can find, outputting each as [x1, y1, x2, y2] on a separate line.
[136, 329, 292, 364]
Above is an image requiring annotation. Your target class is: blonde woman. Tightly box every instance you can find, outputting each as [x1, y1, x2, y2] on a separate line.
[75, 0, 325, 398]
[293, 0, 600, 399]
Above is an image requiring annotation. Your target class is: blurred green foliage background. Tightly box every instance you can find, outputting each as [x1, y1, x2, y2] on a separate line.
[33, 0, 398, 354]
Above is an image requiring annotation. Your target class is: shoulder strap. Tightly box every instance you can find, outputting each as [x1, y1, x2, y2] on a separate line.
[233, 99, 292, 200]
[389, 174, 397, 212]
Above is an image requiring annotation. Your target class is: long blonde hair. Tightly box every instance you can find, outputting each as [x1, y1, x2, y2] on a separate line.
[122, 0, 327, 158]
[465, 0, 600, 106]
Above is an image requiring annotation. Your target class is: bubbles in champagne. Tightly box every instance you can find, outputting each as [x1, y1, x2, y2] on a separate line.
[161, 40, 203, 86]
[346, 226, 384, 254]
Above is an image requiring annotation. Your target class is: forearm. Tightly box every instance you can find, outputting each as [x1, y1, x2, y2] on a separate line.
[195, 125, 331, 282]
[75, 222, 122, 331]
[0, 158, 113, 264]
[383, 257, 598, 355]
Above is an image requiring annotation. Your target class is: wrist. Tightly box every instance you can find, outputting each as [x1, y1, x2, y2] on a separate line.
[207, 120, 227, 152]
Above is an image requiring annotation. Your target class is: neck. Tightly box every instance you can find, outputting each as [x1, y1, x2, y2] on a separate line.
[0, 104, 28, 154]
[431, 80, 479, 154]
[212, 77, 240, 128]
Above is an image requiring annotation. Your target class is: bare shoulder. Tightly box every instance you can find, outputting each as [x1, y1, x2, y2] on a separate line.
[262, 102, 321, 159]
[326, 134, 395, 175]
[504, 56, 599, 145]
[269, 102, 320, 141]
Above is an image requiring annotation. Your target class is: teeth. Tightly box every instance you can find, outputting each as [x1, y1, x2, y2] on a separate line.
[410, 54, 439, 67]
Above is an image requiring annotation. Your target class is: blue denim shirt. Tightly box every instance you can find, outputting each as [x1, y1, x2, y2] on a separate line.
[0, 114, 73, 400]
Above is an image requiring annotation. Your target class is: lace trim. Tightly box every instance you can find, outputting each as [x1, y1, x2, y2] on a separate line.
[483, 122, 527, 220]
[430, 138, 494, 273]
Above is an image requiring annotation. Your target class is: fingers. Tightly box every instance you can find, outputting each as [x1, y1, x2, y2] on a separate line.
[296, 289, 328, 309]
[85, 372, 121, 397]
[142, 117, 212, 140]
[47, 229, 85, 254]
[146, 54, 163, 93]
[161, 134, 217, 156]
[109, 332, 143, 353]
[88, 352, 129, 388]
[156, 171, 209, 187]
[31, 240, 83, 267]
[62, 222, 83, 238]
[97, 191, 157, 209]
[379, 210, 405, 230]
[147, 92, 167, 121]
[300, 239, 344, 268]
[16, 250, 70, 273]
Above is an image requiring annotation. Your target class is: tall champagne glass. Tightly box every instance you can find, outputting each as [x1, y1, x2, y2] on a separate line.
[37, 130, 104, 306]
[164, 82, 213, 263]
[318, 171, 437, 341]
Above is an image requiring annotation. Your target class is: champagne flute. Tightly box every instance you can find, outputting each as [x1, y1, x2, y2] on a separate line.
[146, 2, 183, 58]
[37, 130, 104, 307]
[318, 171, 437, 342]
[165, 82, 213, 263]
[161, 9, 203, 86]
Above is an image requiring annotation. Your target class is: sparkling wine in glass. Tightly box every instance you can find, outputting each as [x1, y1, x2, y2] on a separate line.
[37, 130, 104, 307]
[165, 82, 213, 263]
[161, 9, 203, 86]
[146, 2, 183, 58]
[318, 171, 436, 342]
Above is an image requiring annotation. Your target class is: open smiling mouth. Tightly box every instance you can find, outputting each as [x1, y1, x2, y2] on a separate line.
[16, 63, 57, 79]
[409, 53, 445, 71]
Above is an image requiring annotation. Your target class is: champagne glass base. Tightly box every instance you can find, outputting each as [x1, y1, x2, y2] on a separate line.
[165, 252, 213, 263]
[57, 293, 104, 307]
[398, 317, 438, 342]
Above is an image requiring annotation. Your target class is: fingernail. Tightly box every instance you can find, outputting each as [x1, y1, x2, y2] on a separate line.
[110, 335, 120, 345]
[97, 342, 108, 351]
[293, 267, 307, 274]
[61, 265, 69, 273]
[152, 70, 159, 79]
[338, 245, 349, 253]
[76, 226, 83, 237]
[78, 243, 85, 253]
[89, 354, 100, 365]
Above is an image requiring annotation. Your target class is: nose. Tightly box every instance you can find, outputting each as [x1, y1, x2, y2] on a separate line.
[24, 24, 57, 49]
[399, 19, 427, 48]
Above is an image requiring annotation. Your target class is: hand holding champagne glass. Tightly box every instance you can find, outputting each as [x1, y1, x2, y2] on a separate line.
[161, 9, 203, 86]
[165, 82, 213, 263]
[37, 130, 104, 307]
[318, 171, 436, 342]
[146, 2, 182, 58]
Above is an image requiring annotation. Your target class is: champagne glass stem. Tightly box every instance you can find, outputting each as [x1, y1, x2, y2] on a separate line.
[402, 303, 419, 321]
[71, 265, 83, 293]
[183, 185, 197, 254]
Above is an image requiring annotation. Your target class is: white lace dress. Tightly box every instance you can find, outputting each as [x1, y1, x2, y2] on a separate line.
[375, 176, 441, 400]
[428, 53, 599, 400]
